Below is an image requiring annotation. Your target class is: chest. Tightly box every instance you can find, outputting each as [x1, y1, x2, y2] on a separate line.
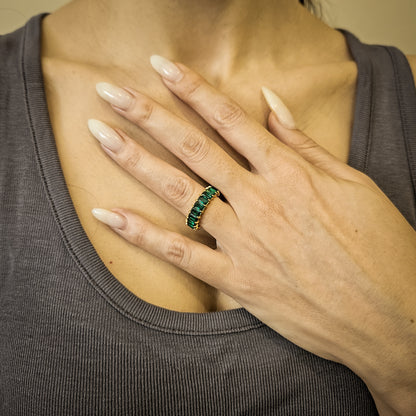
[42, 60, 356, 313]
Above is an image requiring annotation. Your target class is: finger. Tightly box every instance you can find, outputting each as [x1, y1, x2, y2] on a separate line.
[267, 112, 362, 182]
[91, 207, 235, 294]
[87, 119, 239, 240]
[95, 82, 251, 200]
[148, 55, 297, 174]
[260, 86, 366, 182]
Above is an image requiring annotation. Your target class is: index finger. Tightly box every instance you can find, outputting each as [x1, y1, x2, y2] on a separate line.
[150, 55, 296, 173]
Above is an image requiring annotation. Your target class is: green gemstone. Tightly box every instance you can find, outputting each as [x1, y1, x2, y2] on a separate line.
[199, 195, 209, 204]
[195, 200, 206, 210]
[206, 186, 218, 197]
[187, 186, 220, 230]
[191, 207, 202, 216]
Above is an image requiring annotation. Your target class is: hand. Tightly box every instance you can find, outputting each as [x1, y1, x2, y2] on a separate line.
[89, 56, 416, 415]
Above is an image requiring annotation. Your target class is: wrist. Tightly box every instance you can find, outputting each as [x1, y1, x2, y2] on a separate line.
[343, 330, 416, 416]
[332, 301, 416, 416]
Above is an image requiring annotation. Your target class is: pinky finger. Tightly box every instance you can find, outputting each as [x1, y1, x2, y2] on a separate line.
[91, 208, 233, 292]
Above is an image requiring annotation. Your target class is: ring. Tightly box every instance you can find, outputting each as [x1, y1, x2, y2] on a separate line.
[186, 185, 221, 230]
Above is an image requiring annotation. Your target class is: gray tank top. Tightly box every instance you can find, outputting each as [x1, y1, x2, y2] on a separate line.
[1, 13, 415, 415]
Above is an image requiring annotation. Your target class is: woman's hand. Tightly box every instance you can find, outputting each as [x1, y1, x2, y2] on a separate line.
[88, 56, 416, 415]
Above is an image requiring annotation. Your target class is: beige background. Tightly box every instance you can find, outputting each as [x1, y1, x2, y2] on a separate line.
[0, 0, 415, 54]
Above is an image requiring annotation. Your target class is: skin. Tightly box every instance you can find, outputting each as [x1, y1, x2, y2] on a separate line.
[42, 0, 358, 312]
[93, 65, 416, 415]
[40, 0, 416, 414]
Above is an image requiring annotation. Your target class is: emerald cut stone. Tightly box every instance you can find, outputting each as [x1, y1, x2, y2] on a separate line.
[191, 207, 202, 216]
[206, 186, 218, 197]
[188, 221, 199, 229]
[195, 201, 206, 210]
[187, 185, 220, 230]
[199, 195, 209, 204]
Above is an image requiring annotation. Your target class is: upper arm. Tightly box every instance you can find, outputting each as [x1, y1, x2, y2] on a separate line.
[407, 55, 416, 86]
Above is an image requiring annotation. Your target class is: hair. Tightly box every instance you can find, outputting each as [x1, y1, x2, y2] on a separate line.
[299, 0, 320, 15]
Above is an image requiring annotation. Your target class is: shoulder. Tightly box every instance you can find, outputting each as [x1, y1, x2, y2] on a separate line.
[406, 55, 416, 86]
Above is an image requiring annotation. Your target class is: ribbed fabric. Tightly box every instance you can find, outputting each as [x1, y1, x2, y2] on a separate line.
[1, 13, 415, 415]
[340, 29, 416, 224]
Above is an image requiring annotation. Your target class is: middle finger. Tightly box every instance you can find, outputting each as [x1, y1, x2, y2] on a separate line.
[96, 82, 252, 202]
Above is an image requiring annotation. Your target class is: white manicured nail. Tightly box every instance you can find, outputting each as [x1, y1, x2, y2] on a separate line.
[150, 55, 184, 82]
[92, 208, 127, 229]
[261, 87, 296, 129]
[96, 82, 134, 110]
[87, 119, 124, 152]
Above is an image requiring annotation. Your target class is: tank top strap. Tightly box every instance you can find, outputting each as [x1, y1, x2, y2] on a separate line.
[386, 46, 416, 195]
[341, 29, 416, 227]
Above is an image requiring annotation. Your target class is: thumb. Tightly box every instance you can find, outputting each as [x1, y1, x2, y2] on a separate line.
[262, 87, 352, 178]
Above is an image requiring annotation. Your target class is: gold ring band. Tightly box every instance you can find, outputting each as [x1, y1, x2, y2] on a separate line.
[186, 186, 220, 230]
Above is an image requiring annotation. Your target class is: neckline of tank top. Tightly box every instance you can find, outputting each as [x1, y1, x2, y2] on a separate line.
[21, 13, 372, 335]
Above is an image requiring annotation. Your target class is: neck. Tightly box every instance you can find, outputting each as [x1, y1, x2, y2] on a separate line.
[43, 0, 343, 84]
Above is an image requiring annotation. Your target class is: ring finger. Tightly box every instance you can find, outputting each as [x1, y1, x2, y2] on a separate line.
[87, 119, 238, 240]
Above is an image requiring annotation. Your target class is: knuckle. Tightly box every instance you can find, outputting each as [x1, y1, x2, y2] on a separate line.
[213, 101, 245, 129]
[257, 135, 276, 159]
[271, 157, 312, 190]
[282, 161, 305, 182]
[255, 191, 286, 219]
[244, 182, 289, 224]
[131, 99, 154, 124]
[180, 130, 209, 162]
[123, 150, 144, 172]
[180, 74, 204, 100]
[288, 163, 314, 190]
[292, 134, 315, 151]
[130, 221, 149, 247]
[165, 237, 190, 267]
[163, 176, 193, 206]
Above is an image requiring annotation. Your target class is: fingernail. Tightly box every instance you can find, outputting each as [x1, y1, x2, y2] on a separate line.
[150, 55, 184, 82]
[96, 82, 134, 110]
[92, 208, 127, 229]
[261, 87, 296, 129]
[87, 119, 124, 152]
